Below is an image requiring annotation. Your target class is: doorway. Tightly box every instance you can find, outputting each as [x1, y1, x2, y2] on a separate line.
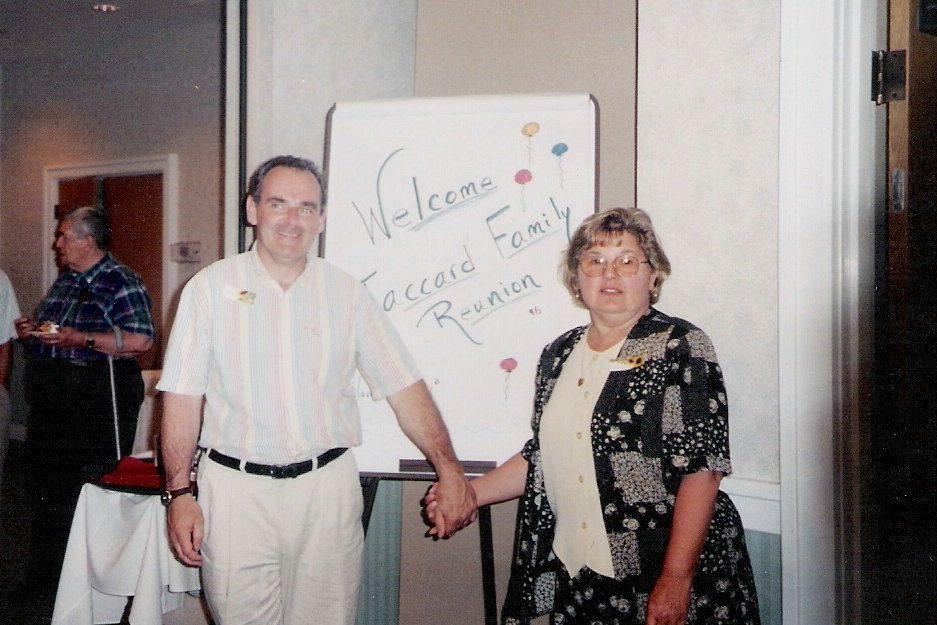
[863, 1, 937, 622]
[56, 173, 164, 370]
[43, 155, 180, 370]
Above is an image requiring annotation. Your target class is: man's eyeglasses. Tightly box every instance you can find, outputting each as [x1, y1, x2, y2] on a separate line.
[579, 253, 651, 278]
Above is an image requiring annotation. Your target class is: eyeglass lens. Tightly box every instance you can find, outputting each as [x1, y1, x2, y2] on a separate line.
[579, 255, 643, 278]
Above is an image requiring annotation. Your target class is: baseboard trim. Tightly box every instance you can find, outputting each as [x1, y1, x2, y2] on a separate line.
[722, 476, 780, 534]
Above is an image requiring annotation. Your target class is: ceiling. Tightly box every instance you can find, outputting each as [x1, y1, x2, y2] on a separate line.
[0, 0, 222, 66]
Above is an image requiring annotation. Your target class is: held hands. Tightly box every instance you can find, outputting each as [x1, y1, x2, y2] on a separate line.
[166, 495, 204, 567]
[422, 476, 478, 539]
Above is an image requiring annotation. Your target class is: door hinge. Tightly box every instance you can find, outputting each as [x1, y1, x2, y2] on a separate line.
[871, 50, 906, 105]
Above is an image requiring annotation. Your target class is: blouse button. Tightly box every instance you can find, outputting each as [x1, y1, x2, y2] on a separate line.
[578, 475, 584, 484]
[576, 432, 583, 440]
[581, 521, 587, 530]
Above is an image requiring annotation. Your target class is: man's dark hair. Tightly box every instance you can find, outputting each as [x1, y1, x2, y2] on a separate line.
[247, 155, 327, 208]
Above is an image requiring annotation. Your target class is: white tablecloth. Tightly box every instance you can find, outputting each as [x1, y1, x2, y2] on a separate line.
[52, 483, 201, 625]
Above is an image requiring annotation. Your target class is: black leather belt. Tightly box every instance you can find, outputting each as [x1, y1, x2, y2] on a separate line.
[207, 448, 347, 479]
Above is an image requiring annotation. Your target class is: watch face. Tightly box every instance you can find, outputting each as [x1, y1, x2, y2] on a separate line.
[160, 491, 172, 506]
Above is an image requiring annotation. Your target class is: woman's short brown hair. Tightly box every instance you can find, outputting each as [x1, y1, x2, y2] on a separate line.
[560, 207, 671, 306]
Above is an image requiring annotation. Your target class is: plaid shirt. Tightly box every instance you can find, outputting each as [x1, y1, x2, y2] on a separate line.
[32, 252, 154, 362]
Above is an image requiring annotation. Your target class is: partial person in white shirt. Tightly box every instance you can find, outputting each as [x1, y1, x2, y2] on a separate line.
[0, 268, 21, 502]
[157, 155, 476, 625]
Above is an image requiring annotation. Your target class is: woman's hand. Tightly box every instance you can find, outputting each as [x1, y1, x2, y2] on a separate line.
[645, 471, 721, 625]
[422, 482, 441, 533]
[645, 571, 693, 625]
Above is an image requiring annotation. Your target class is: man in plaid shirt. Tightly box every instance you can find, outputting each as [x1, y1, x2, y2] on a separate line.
[13, 206, 154, 620]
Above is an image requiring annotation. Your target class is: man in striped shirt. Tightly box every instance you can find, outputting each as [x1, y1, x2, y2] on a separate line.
[158, 155, 476, 625]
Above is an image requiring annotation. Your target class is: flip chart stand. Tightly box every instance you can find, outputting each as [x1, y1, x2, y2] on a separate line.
[360, 470, 498, 625]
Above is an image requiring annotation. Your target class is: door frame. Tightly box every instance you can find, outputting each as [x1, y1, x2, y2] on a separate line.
[42, 154, 180, 328]
[778, 1, 883, 623]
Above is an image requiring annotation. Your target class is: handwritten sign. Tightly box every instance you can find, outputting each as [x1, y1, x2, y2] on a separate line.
[322, 94, 596, 475]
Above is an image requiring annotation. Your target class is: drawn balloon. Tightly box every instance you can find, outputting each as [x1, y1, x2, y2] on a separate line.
[552, 142, 569, 188]
[514, 168, 532, 210]
[500, 357, 518, 399]
[521, 122, 540, 162]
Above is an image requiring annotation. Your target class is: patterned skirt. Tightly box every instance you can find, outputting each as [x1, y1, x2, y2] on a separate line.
[549, 498, 761, 625]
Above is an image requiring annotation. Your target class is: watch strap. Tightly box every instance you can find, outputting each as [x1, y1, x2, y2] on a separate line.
[161, 484, 196, 506]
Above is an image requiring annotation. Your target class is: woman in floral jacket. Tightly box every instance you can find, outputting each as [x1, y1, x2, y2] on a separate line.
[428, 207, 760, 625]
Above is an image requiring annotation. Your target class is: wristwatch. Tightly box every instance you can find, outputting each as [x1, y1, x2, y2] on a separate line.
[161, 485, 196, 506]
[85, 333, 96, 349]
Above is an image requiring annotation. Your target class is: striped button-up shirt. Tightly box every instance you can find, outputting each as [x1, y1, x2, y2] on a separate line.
[32, 253, 154, 362]
[157, 248, 421, 465]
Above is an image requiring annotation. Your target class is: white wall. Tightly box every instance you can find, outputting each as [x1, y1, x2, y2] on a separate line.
[243, 0, 418, 174]
[415, 0, 637, 210]
[637, 3, 780, 484]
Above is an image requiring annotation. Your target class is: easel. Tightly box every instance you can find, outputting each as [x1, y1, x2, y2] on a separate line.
[361, 459, 498, 625]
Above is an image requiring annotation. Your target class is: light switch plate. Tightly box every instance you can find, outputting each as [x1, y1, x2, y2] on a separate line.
[171, 241, 201, 263]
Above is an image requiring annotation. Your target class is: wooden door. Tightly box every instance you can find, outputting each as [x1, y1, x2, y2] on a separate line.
[865, 1, 937, 622]
[56, 176, 96, 220]
[884, 0, 937, 414]
[103, 174, 163, 371]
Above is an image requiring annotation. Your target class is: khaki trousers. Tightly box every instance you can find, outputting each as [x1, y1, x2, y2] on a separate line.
[198, 450, 364, 625]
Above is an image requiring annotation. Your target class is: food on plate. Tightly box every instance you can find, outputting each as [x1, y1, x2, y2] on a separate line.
[36, 321, 60, 333]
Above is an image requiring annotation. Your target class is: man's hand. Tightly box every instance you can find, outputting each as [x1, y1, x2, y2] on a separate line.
[166, 495, 204, 567]
[32, 325, 80, 347]
[386, 380, 478, 537]
[422, 476, 477, 538]
[13, 317, 36, 341]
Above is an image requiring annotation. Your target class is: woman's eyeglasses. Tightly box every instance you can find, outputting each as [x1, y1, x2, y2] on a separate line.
[579, 253, 650, 278]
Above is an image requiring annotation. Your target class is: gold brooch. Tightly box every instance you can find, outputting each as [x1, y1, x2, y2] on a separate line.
[610, 354, 645, 371]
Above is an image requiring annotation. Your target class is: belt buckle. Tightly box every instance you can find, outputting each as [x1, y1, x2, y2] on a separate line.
[270, 463, 304, 479]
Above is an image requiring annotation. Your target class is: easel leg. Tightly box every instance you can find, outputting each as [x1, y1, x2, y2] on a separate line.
[360, 476, 381, 534]
[478, 504, 497, 625]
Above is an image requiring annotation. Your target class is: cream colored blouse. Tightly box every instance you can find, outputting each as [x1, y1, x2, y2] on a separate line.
[539, 332, 623, 579]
